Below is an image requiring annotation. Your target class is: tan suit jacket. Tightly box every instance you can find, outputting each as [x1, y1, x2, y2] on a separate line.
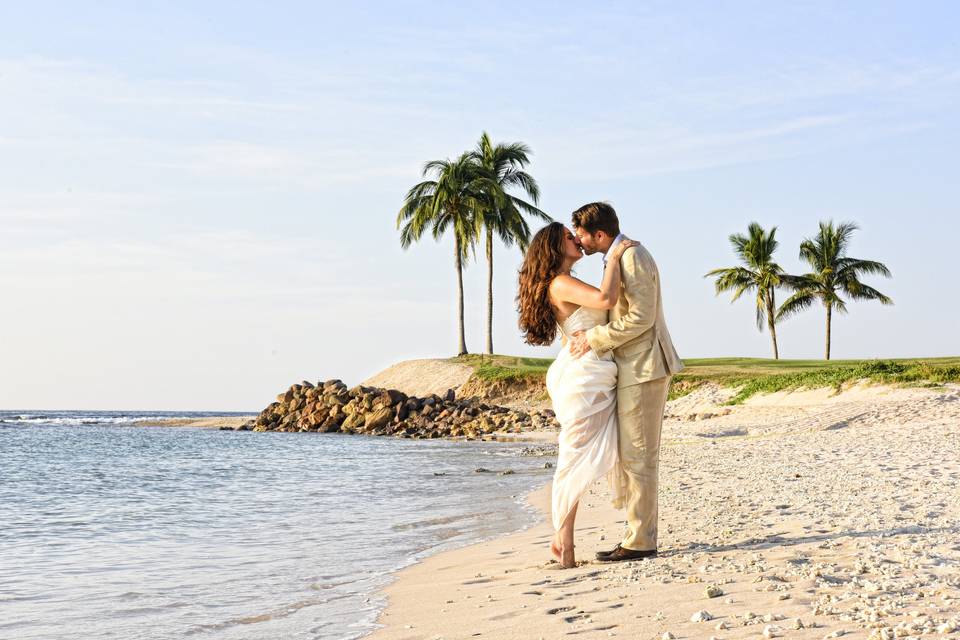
[585, 243, 683, 388]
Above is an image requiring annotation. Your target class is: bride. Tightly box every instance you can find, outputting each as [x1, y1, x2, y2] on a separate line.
[517, 221, 637, 568]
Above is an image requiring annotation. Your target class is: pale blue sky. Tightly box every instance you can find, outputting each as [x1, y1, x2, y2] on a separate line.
[1, 2, 957, 410]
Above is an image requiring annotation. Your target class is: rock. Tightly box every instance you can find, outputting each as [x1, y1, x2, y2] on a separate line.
[705, 584, 724, 598]
[365, 407, 393, 431]
[715, 621, 728, 631]
[474, 468, 491, 473]
[543, 462, 554, 469]
[218, 425, 233, 431]
[381, 389, 407, 406]
[792, 618, 805, 630]
[662, 633, 675, 640]
[444, 388, 456, 402]
[498, 469, 515, 476]
[691, 610, 714, 622]
[318, 414, 342, 433]
[824, 631, 845, 639]
[341, 412, 365, 432]
[764, 625, 781, 638]
[324, 392, 348, 407]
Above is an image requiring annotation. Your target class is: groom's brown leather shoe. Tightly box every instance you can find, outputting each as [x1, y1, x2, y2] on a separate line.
[595, 544, 657, 562]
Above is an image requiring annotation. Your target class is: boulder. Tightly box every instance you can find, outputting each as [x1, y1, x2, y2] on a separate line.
[341, 412, 365, 432]
[318, 413, 343, 433]
[381, 389, 407, 406]
[365, 407, 393, 431]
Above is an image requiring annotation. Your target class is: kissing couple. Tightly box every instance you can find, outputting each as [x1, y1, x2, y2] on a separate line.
[517, 202, 683, 568]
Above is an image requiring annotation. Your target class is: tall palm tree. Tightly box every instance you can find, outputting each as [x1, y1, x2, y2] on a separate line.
[777, 221, 892, 360]
[470, 132, 550, 355]
[705, 223, 786, 359]
[397, 153, 489, 356]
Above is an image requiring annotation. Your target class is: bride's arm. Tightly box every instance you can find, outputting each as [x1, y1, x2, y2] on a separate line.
[549, 239, 638, 310]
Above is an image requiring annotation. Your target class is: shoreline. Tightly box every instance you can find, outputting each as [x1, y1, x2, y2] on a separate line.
[367, 383, 960, 640]
[133, 416, 256, 429]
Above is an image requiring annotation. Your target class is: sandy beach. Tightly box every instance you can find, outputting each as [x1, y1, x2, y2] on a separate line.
[371, 383, 960, 640]
[133, 416, 256, 429]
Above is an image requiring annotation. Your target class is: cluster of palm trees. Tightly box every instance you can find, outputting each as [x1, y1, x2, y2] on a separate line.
[397, 133, 550, 355]
[707, 221, 893, 360]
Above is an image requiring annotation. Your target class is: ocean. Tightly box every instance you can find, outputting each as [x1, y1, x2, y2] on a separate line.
[0, 411, 554, 639]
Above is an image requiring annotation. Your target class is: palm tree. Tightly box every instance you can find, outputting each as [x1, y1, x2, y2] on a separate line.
[705, 223, 787, 359]
[397, 153, 489, 356]
[469, 132, 550, 355]
[777, 221, 892, 360]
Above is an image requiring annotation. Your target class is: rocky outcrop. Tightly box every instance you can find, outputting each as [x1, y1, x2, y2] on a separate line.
[248, 379, 559, 439]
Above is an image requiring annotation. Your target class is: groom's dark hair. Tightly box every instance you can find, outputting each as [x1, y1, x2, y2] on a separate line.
[571, 202, 620, 237]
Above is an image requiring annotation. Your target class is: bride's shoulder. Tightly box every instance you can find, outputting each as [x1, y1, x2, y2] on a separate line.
[548, 273, 578, 292]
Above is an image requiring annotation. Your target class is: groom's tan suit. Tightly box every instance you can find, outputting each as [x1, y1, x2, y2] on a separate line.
[585, 240, 683, 551]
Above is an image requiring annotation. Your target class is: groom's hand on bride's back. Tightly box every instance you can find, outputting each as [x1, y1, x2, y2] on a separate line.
[568, 331, 591, 358]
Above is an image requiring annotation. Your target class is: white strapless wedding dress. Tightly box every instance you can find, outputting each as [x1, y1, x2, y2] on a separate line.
[546, 307, 627, 531]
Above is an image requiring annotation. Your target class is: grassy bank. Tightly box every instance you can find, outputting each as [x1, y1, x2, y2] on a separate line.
[452, 354, 960, 404]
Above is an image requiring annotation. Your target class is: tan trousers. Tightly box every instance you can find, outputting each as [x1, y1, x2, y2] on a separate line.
[616, 375, 671, 551]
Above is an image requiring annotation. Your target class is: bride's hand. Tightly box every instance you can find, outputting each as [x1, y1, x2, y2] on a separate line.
[612, 237, 639, 260]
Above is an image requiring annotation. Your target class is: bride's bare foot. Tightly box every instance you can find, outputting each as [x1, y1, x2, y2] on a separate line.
[550, 534, 562, 561]
[559, 544, 576, 569]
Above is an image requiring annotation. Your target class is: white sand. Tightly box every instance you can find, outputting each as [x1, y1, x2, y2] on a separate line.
[362, 358, 475, 398]
[134, 416, 255, 429]
[371, 383, 960, 640]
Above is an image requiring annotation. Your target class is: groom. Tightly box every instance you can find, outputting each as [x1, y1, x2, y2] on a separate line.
[567, 202, 684, 562]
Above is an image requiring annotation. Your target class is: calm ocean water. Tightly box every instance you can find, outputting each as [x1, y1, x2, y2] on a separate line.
[0, 411, 554, 640]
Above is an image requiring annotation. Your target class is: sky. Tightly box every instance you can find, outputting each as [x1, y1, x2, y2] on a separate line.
[1, 1, 958, 411]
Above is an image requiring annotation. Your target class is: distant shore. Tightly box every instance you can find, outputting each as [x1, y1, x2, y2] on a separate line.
[134, 416, 256, 429]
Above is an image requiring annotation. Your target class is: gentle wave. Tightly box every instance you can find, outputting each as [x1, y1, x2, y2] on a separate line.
[0, 412, 554, 640]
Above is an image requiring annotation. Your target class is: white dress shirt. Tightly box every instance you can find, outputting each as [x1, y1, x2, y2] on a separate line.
[602, 233, 626, 268]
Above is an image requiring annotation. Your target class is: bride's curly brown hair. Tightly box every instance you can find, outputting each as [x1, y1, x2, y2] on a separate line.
[517, 222, 566, 346]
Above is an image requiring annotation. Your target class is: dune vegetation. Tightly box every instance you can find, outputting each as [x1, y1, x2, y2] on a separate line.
[454, 354, 960, 404]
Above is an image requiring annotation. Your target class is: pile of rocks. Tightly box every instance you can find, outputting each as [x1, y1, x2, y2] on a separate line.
[246, 379, 559, 439]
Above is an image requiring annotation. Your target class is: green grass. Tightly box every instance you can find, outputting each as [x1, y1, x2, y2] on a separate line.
[452, 354, 552, 382]
[674, 356, 960, 403]
[453, 354, 960, 403]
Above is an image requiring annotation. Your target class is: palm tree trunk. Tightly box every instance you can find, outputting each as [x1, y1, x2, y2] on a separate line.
[825, 303, 832, 360]
[485, 229, 494, 355]
[455, 235, 467, 356]
[767, 290, 779, 360]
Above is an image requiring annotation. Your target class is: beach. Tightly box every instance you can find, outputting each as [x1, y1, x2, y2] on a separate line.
[371, 383, 960, 640]
[133, 415, 256, 429]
